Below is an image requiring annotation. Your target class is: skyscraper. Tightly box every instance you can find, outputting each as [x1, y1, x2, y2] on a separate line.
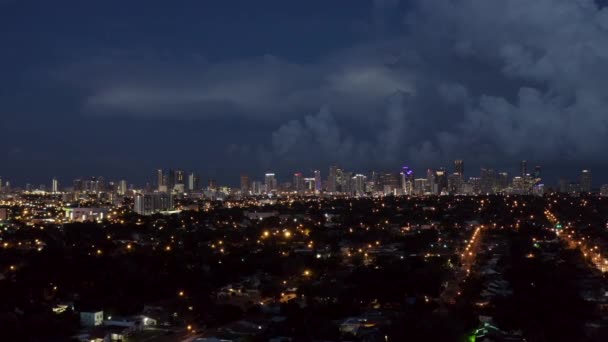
[381, 172, 400, 195]
[174, 169, 185, 185]
[581, 170, 592, 193]
[480, 168, 496, 194]
[265, 173, 277, 193]
[251, 181, 262, 195]
[327, 166, 338, 193]
[166, 169, 175, 191]
[426, 169, 435, 194]
[454, 160, 464, 178]
[497, 172, 509, 191]
[533, 165, 541, 179]
[293, 172, 304, 192]
[401, 166, 414, 195]
[434, 168, 448, 194]
[240, 174, 250, 194]
[414, 178, 427, 195]
[187, 172, 199, 192]
[52, 177, 59, 193]
[352, 174, 367, 195]
[314, 170, 322, 192]
[157, 169, 164, 190]
[520, 160, 527, 177]
[118, 179, 127, 195]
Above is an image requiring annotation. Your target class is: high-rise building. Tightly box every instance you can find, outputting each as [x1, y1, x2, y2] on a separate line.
[174, 170, 185, 185]
[52, 177, 59, 193]
[568, 182, 581, 195]
[480, 168, 496, 194]
[265, 173, 277, 193]
[426, 169, 435, 194]
[414, 178, 427, 195]
[600, 184, 608, 197]
[434, 168, 448, 194]
[118, 179, 127, 195]
[156, 169, 164, 190]
[533, 166, 541, 179]
[512, 176, 525, 194]
[558, 178, 568, 193]
[208, 178, 217, 190]
[448, 173, 463, 193]
[252, 181, 263, 195]
[327, 166, 338, 193]
[401, 166, 414, 195]
[370, 171, 381, 193]
[134, 193, 174, 215]
[454, 160, 464, 179]
[497, 172, 509, 191]
[380, 172, 400, 195]
[240, 174, 250, 194]
[520, 160, 527, 177]
[338, 170, 352, 194]
[293, 172, 304, 192]
[581, 170, 592, 193]
[304, 178, 316, 191]
[314, 170, 322, 192]
[352, 174, 367, 195]
[187, 172, 199, 192]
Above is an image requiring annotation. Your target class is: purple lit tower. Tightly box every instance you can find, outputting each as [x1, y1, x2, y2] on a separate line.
[401, 166, 414, 194]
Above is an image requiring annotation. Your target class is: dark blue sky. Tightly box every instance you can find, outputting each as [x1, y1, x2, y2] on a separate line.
[1, 0, 608, 187]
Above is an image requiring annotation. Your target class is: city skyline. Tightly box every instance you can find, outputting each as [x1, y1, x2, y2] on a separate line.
[0, 161, 600, 196]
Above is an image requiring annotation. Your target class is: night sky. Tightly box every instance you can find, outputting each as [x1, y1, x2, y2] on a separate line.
[2, 0, 608, 186]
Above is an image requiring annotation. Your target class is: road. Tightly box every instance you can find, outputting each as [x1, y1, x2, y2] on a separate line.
[438, 225, 484, 308]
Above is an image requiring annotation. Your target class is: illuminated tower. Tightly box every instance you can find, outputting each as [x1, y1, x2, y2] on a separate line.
[520, 160, 527, 177]
[454, 160, 464, 179]
[156, 169, 164, 190]
[118, 179, 127, 195]
[265, 173, 277, 193]
[581, 170, 592, 193]
[293, 172, 304, 192]
[52, 177, 59, 193]
[314, 170, 322, 192]
[401, 166, 414, 195]
[240, 174, 250, 194]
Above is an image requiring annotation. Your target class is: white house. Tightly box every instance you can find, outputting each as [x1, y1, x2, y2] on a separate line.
[80, 310, 104, 327]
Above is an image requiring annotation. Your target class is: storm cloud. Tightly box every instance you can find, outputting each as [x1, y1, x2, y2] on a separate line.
[2, 0, 608, 184]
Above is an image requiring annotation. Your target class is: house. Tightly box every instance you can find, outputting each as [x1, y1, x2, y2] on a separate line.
[81, 310, 104, 327]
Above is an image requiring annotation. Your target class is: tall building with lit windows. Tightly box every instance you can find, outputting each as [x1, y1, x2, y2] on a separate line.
[265, 173, 277, 193]
[134, 193, 174, 215]
[327, 166, 338, 193]
[314, 170, 322, 192]
[52, 177, 59, 193]
[581, 170, 592, 193]
[118, 179, 127, 195]
[352, 174, 367, 195]
[520, 160, 527, 177]
[293, 172, 304, 192]
[454, 160, 464, 179]
[187, 172, 199, 192]
[240, 174, 250, 194]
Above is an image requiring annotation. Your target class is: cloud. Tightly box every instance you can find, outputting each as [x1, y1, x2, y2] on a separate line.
[60, 0, 608, 172]
[63, 51, 414, 122]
